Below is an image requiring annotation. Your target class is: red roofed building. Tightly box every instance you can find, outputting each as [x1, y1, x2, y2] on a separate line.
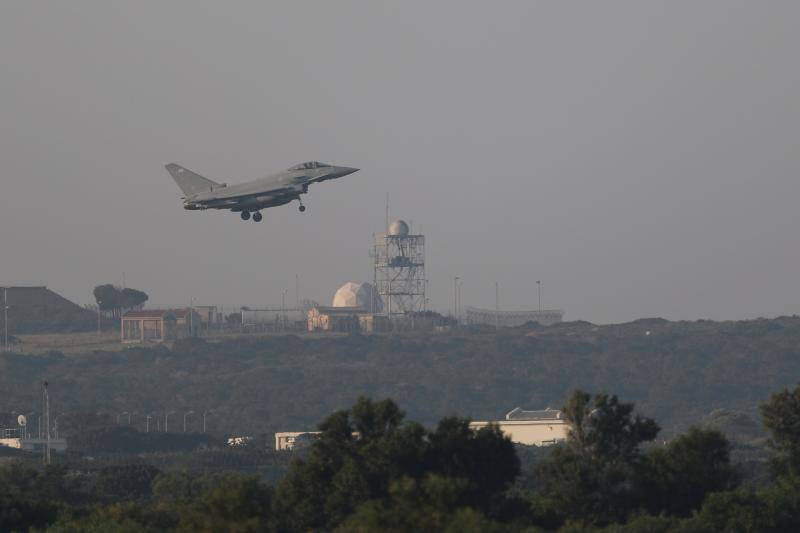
[121, 309, 200, 343]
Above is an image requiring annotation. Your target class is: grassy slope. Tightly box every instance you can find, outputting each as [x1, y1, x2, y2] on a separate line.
[1, 316, 799, 438]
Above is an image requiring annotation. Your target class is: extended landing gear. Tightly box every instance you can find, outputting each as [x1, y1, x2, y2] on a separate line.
[297, 198, 307, 212]
[240, 210, 263, 222]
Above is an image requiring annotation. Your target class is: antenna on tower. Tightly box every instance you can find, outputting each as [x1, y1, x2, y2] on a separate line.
[385, 193, 390, 235]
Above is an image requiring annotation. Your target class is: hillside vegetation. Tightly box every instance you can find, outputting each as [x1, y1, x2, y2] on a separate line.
[1, 316, 799, 439]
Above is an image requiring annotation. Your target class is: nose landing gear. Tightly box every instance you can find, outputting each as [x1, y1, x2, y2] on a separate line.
[297, 198, 307, 212]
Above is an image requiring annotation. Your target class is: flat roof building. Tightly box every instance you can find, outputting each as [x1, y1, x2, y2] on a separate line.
[121, 309, 200, 343]
[470, 408, 568, 447]
[276, 407, 568, 451]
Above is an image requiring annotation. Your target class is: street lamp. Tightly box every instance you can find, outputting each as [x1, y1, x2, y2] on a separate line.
[281, 289, 288, 332]
[146, 414, 153, 433]
[164, 411, 175, 433]
[202, 410, 212, 433]
[183, 410, 195, 433]
[97, 300, 103, 336]
[457, 278, 464, 323]
[537, 280, 542, 313]
[453, 276, 460, 322]
[3, 287, 9, 352]
[495, 281, 500, 330]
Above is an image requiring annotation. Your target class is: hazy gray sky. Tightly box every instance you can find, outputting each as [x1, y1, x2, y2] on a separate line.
[1, 2, 798, 323]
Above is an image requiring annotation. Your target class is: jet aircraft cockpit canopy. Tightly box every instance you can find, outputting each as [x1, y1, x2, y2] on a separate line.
[289, 161, 331, 170]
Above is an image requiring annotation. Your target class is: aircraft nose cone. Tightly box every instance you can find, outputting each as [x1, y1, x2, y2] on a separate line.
[338, 166, 359, 177]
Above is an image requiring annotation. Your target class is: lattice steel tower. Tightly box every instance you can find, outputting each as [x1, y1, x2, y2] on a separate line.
[372, 220, 426, 317]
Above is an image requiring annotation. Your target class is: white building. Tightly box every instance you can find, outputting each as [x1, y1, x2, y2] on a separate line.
[0, 437, 67, 453]
[275, 407, 568, 450]
[465, 307, 564, 327]
[470, 408, 568, 446]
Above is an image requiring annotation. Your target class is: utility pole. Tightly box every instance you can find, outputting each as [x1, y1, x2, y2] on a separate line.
[3, 287, 8, 352]
[203, 410, 210, 433]
[281, 289, 287, 332]
[537, 280, 542, 312]
[146, 414, 152, 433]
[295, 274, 300, 309]
[453, 277, 459, 322]
[97, 302, 102, 335]
[495, 282, 499, 330]
[43, 381, 51, 465]
[190, 297, 195, 337]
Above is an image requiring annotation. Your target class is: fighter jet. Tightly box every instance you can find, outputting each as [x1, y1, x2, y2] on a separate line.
[165, 161, 359, 222]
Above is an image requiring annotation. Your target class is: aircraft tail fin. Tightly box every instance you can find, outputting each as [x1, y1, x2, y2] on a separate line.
[165, 163, 221, 197]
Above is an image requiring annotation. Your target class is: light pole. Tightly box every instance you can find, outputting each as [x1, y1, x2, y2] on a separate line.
[3, 287, 8, 352]
[183, 410, 194, 433]
[281, 289, 288, 332]
[165, 411, 175, 433]
[495, 281, 499, 330]
[537, 280, 542, 313]
[202, 410, 211, 433]
[190, 297, 195, 337]
[97, 300, 103, 336]
[453, 276, 459, 322]
[146, 414, 153, 433]
[457, 278, 463, 323]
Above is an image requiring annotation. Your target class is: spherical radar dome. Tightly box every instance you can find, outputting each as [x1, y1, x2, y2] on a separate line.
[388, 219, 409, 236]
[332, 282, 383, 312]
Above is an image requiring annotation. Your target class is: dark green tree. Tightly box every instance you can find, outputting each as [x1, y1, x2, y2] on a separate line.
[120, 288, 148, 310]
[93, 284, 149, 319]
[643, 427, 737, 516]
[761, 383, 800, 475]
[534, 390, 659, 528]
[339, 475, 507, 533]
[272, 397, 520, 532]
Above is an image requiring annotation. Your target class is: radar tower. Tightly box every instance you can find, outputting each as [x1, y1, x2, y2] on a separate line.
[372, 219, 426, 320]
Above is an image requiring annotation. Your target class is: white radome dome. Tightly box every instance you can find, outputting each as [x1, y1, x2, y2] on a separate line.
[332, 282, 383, 312]
[388, 219, 409, 236]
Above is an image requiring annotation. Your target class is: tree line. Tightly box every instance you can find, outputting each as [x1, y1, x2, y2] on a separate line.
[3, 384, 800, 531]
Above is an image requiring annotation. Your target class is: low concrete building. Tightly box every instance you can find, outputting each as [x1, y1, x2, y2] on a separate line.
[469, 407, 568, 446]
[276, 408, 568, 451]
[275, 431, 318, 451]
[308, 306, 362, 332]
[308, 307, 390, 333]
[0, 436, 67, 453]
[192, 305, 219, 327]
[121, 309, 200, 343]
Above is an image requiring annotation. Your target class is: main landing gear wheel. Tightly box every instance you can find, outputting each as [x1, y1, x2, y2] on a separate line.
[298, 205, 306, 212]
[240, 211, 251, 221]
[252, 212, 263, 222]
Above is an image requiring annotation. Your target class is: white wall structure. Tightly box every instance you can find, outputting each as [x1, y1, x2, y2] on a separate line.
[276, 409, 568, 450]
[470, 408, 568, 446]
[465, 307, 564, 327]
